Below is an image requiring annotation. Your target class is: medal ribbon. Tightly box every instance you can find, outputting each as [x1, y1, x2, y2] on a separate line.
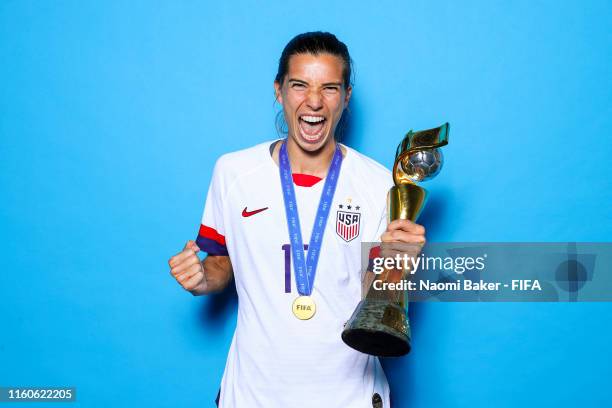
[279, 140, 343, 296]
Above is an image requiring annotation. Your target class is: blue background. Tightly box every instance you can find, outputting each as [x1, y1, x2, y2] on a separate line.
[1, 1, 611, 407]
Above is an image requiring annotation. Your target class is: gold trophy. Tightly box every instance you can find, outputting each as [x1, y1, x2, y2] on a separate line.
[341, 123, 449, 356]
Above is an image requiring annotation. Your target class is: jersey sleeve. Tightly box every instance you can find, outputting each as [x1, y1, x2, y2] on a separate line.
[364, 204, 388, 278]
[371, 204, 388, 243]
[195, 159, 229, 256]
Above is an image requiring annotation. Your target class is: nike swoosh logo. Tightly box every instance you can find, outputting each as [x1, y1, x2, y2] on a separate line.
[242, 206, 269, 217]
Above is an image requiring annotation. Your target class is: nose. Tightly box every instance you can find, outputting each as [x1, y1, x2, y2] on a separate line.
[306, 88, 323, 110]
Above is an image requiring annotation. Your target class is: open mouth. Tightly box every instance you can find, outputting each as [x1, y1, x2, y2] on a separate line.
[298, 115, 327, 142]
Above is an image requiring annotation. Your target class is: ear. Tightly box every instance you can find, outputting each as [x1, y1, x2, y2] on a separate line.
[343, 85, 352, 108]
[274, 81, 283, 105]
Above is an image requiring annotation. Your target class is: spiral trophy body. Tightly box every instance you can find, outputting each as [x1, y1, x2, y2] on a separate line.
[341, 123, 449, 357]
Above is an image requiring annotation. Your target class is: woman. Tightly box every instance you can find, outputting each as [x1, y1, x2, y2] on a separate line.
[168, 31, 425, 408]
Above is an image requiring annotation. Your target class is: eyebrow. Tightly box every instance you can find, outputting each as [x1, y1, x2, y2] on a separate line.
[287, 79, 307, 85]
[287, 78, 343, 87]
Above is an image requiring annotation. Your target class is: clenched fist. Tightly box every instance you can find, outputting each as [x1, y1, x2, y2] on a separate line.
[380, 219, 426, 265]
[168, 240, 207, 295]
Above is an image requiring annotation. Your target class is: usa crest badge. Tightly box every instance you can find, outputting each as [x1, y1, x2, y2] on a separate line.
[336, 203, 361, 242]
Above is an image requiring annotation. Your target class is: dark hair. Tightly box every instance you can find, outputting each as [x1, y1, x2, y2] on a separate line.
[275, 31, 353, 90]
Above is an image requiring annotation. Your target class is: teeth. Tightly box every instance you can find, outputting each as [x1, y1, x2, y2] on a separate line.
[301, 115, 325, 124]
[299, 122, 325, 141]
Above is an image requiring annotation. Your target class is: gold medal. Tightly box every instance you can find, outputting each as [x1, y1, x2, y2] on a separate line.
[292, 296, 316, 320]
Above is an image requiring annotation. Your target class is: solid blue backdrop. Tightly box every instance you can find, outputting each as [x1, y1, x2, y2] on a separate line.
[1, 1, 610, 407]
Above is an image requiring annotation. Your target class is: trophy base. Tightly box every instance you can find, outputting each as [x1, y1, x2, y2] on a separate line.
[341, 299, 411, 357]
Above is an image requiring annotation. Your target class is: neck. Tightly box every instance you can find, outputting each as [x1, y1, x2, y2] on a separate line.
[285, 136, 337, 178]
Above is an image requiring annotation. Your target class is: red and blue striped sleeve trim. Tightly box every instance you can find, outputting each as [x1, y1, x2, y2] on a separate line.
[196, 224, 228, 256]
[367, 245, 381, 271]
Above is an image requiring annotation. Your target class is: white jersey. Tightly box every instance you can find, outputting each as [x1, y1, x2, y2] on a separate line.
[196, 139, 395, 408]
